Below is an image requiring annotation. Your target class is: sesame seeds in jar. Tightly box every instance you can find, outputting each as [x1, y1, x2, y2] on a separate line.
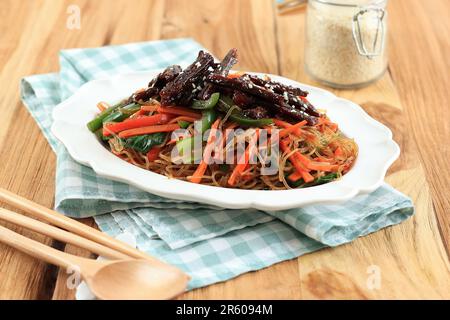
[305, 0, 388, 88]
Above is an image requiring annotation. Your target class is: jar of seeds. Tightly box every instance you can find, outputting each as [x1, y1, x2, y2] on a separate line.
[305, 0, 388, 88]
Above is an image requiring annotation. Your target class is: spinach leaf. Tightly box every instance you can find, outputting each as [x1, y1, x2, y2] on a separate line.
[290, 173, 338, 188]
[123, 132, 166, 153]
[303, 173, 339, 187]
[178, 120, 191, 129]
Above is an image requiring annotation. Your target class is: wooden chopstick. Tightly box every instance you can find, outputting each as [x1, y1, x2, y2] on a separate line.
[0, 208, 129, 260]
[0, 188, 164, 265]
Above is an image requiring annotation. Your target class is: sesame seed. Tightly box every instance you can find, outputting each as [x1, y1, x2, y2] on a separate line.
[195, 62, 201, 68]
[192, 83, 196, 88]
[248, 83, 253, 89]
[208, 66, 214, 72]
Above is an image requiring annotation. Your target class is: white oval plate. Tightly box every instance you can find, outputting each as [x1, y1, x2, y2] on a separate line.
[51, 70, 399, 211]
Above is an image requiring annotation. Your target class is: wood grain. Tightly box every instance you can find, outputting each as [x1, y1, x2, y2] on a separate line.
[387, 0, 450, 252]
[273, 2, 450, 299]
[0, 0, 448, 299]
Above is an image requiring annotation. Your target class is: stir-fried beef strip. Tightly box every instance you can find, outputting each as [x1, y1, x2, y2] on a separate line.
[242, 106, 271, 119]
[206, 74, 320, 123]
[296, 97, 320, 117]
[230, 90, 316, 123]
[232, 91, 255, 109]
[138, 48, 319, 124]
[150, 65, 183, 89]
[131, 65, 182, 103]
[278, 89, 320, 117]
[160, 50, 215, 106]
[246, 74, 309, 97]
[130, 87, 158, 103]
[244, 74, 319, 117]
[231, 88, 319, 120]
[199, 48, 238, 100]
[248, 96, 318, 125]
[207, 74, 285, 106]
[272, 103, 318, 125]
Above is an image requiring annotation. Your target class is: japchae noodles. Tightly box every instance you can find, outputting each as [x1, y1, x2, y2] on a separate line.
[87, 49, 358, 190]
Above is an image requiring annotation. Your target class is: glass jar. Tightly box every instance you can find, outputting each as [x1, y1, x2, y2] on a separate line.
[305, 0, 388, 88]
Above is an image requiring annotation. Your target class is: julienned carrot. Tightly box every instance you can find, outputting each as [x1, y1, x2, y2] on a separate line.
[228, 130, 260, 186]
[329, 123, 338, 132]
[280, 139, 312, 168]
[213, 123, 238, 162]
[288, 171, 302, 182]
[307, 162, 339, 172]
[273, 119, 292, 128]
[97, 102, 109, 112]
[279, 120, 307, 138]
[146, 147, 161, 162]
[169, 116, 199, 124]
[240, 129, 260, 174]
[288, 170, 314, 183]
[334, 146, 343, 157]
[285, 144, 337, 172]
[315, 156, 334, 163]
[279, 139, 314, 183]
[293, 152, 312, 168]
[118, 123, 180, 138]
[318, 117, 338, 132]
[141, 105, 159, 112]
[273, 119, 303, 137]
[157, 106, 201, 119]
[103, 114, 172, 136]
[300, 171, 314, 183]
[128, 109, 147, 120]
[189, 118, 222, 184]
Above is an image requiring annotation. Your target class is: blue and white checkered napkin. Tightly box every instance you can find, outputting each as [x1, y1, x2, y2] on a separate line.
[20, 38, 414, 289]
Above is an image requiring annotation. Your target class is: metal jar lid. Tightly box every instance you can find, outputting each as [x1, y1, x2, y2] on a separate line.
[311, 0, 387, 59]
[352, 5, 386, 59]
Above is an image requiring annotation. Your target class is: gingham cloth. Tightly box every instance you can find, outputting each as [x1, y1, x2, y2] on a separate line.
[20, 38, 414, 289]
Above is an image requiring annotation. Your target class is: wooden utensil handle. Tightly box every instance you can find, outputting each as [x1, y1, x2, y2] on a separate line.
[0, 188, 158, 263]
[0, 208, 129, 260]
[0, 224, 82, 270]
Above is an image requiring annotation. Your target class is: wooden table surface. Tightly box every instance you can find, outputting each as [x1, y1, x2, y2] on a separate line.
[0, 0, 449, 299]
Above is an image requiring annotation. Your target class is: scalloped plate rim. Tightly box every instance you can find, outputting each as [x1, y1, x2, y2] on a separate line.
[51, 69, 400, 211]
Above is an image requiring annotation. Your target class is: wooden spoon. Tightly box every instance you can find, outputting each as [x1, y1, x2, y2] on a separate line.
[0, 224, 188, 300]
